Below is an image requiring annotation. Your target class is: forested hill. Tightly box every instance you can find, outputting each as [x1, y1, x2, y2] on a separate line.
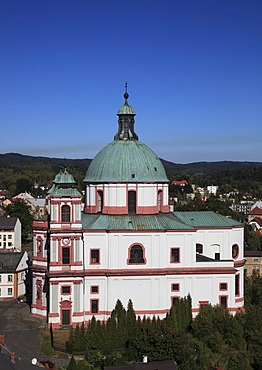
[1, 152, 262, 196]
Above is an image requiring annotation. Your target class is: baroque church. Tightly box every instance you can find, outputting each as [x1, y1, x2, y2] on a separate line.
[32, 90, 245, 328]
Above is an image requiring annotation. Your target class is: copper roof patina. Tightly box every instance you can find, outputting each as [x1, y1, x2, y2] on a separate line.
[84, 89, 169, 184]
[48, 168, 81, 197]
[82, 211, 242, 231]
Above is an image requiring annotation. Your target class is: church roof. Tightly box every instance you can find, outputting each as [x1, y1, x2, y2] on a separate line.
[174, 211, 242, 228]
[48, 168, 81, 196]
[82, 211, 242, 231]
[84, 140, 169, 183]
[84, 88, 169, 184]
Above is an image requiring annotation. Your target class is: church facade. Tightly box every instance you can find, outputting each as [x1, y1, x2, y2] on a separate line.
[32, 91, 245, 328]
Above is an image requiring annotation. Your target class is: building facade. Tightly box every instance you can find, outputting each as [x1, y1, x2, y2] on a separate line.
[0, 252, 28, 300]
[0, 217, 21, 251]
[32, 92, 245, 328]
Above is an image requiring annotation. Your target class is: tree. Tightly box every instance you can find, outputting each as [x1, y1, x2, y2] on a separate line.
[67, 355, 77, 370]
[5, 200, 33, 236]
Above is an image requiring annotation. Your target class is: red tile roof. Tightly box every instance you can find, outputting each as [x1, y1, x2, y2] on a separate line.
[249, 207, 262, 215]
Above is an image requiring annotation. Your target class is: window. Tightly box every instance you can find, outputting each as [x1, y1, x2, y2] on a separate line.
[128, 191, 136, 214]
[196, 243, 203, 254]
[62, 247, 70, 264]
[8, 275, 13, 282]
[91, 299, 99, 313]
[172, 283, 179, 292]
[232, 244, 239, 259]
[62, 286, 71, 294]
[97, 191, 103, 213]
[171, 297, 179, 306]
[220, 296, 228, 308]
[170, 248, 180, 263]
[0, 288, 1, 296]
[90, 249, 100, 264]
[8, 235, 12, 239]
[235, 274, 240, 296]
[129, 245, 145, 264]
[8, 288, 12, 296]
[0, 275, 1, 282]
[8, 242, 12, 247]
[61, 205, 70, 222]
[157, 191, 162, 211]
[3, 235, 6, 241]
[215, 253, 220, 261]
[91, 285, 99, 294]
[220, 283, 227, 291]
[199, 301, 209, 308]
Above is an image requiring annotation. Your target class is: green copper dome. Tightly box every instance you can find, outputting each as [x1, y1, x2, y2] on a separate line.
[48, 168, 82, 196]
[84, 140, 169, 183]
[84, 88, 169, 184]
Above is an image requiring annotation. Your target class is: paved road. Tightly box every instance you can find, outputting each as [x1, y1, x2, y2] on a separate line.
[0, 300, 43, 363]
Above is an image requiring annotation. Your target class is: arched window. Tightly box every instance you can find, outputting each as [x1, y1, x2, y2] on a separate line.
[61, 205, 70, 222]
[128, 191, 136, 214]
[97, 191, 103, 213]
[129, 245, 145, 264]
[232, 244, 239, 259]
[196, 243, 203, 254]
[157, 190, 162, 211]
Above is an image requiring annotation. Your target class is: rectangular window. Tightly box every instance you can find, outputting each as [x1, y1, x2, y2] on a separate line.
[0, 275, 1, 283]
[220, 283, 227, 291]
[170, 248, 180, 263]
[220, 295, 228, 308]
[215, 253, 220, 261]
[235, 274, 240, 296]
[8, 275, 13, 282]
[8, 288, 12, 296]
[91, 299, 99, 313]
[90, 249, 100, 264]
[3, 235, 6, 241]
[62, 286, 71, 294]
[171, 297, 180, 306]
[196, 243, 203, 254]
[91, 285, 99, 294]
[171, 283, 179, 292]
[62, 247, 70, 264]
[8, 235, 12, 239]
[0, 288, 1, 296]
[8, 242, 12, 247]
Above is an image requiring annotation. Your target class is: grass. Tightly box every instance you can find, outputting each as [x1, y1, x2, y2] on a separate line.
[41, 329, 57, 356]
[41, 328, 70, 356]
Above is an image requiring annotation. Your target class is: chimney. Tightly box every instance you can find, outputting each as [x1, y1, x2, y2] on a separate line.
[10, 352, 15, 363]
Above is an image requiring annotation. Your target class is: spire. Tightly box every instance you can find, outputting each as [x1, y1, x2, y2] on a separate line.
[114, 84, 138, 141]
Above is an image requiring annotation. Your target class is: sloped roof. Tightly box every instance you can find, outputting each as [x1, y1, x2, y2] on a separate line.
[82, 212, 192, 231]
[0, 253, 24, 273]
[249, 217, 262, 226]
[82, 211, 242, 231]
[174, 211, 242, 228]
[249, 207, 262, 215]
[0, 217, 18, 229]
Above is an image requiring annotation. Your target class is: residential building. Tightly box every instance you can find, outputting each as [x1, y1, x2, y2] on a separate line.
[32, 91, 245, 328]
[244, 250, 262, 276]
[0, 217, 21, 251]
[0, 252, 28, 300]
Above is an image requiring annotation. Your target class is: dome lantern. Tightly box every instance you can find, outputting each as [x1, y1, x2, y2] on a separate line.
[114, 83, 138, 141]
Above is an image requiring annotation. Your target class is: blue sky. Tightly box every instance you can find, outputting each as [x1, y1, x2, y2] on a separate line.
[1, 0, 261, 163]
